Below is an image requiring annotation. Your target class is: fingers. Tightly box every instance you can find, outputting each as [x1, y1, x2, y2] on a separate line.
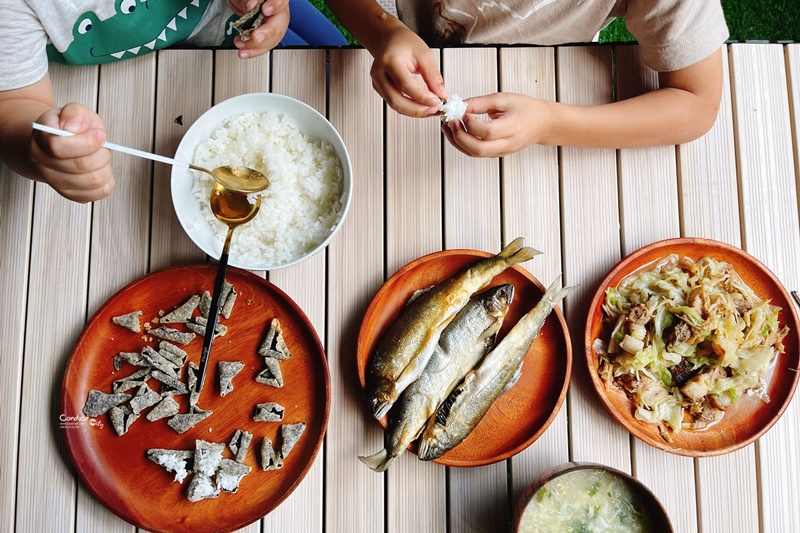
[32, 105, 115, 202]
[235, 9, 289, 59]
[416, 53, 447, 101]
[373, 68, 440, 118]
[443, 119, 510, 158]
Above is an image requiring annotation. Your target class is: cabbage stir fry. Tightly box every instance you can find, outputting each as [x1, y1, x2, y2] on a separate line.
[593, 255, 788, 440]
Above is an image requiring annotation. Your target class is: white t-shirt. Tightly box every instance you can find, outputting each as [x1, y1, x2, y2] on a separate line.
[0, 0, 237, 91]
[395, 0, 730, 71]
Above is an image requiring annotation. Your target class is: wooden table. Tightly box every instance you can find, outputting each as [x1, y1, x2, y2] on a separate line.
[2, 43, 799, 533]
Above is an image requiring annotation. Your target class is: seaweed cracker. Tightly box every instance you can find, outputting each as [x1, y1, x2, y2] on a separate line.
[253, 402, 285, 422]
[160, 294, 200, 324]
[110, 405, 139, 436]
[141, 345, 179, 377]
[229, 429, 253, 463]
[186, 316, 227, 337]
[146, 448, 194, 483]
[150, 326, 196, 346]
[232, 0, 267, 41]
[220, 288, 237, 319]
[151, 369, 188, 395]
[146, 395, 180, 422]
[129, 384, 161, 414]
[112, 368, 152, 393]
[199, 290, 212, 318]
[167, 406, 212, 434]
[260, 438, 282, 471]
[112, 351, 147, 371]
[82, 390, 132, 417]
[187, 473, 220, 502]
[255, 357, 284, 388]
[218, 361, 245, 397]
[158, 341, 188, 368]
[216, 458, 251, 493]
[111, 310, 142, 333]
[195, 439, 225, 476]
[186, 362, 201, 406]
[279, 422, 305, 459]
[258, 318, 292, 359]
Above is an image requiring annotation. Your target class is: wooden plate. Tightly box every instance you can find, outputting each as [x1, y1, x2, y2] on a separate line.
[585, 238, 800, 456]
[61, 265, 329, 533]
[356, 249, 572, 467]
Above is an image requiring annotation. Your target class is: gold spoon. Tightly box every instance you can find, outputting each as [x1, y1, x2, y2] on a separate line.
[195, 182, 264, 395]
[31, 122, 270, 193]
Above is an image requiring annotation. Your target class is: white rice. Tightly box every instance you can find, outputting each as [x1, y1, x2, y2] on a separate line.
[439, 95, 467, 123]
[191, 111, 344, 267]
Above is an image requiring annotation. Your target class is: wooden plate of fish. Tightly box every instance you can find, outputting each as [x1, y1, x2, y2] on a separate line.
[61, 265, 329, 533]
[357, 243, 572, 468]
[585, 238, 800, 456]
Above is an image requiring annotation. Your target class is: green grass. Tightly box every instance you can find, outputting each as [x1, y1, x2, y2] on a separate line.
[310, 0, 800, 46]
[600, 0, 800, 43]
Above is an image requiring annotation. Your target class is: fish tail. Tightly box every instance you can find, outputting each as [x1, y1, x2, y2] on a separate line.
[498, 237, 542, 265]
[358, 449, 396, 472]
[542, 275, 579, 305]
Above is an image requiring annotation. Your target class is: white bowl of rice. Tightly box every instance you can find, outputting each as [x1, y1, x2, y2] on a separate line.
[171, 93, 352, 271]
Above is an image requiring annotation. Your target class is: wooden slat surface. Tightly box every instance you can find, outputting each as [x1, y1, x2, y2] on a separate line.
[557, 46, 631, 472]
[498, 47, 569, 504]
[730, 43, 800, 533]
[1, 43, 798, 533]
[384, 51, 446, 533]
[442, 47, 508, 533]
[16, 62, 97, 533]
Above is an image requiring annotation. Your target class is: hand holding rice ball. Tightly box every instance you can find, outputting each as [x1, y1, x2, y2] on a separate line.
[440, 93, 552, 158]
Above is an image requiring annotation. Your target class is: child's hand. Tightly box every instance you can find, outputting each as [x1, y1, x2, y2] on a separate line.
[369, 23, 447, 118]
[31, 103, 114, 203]
[442, 93, 550, 157]
[231, 0, 290, 59]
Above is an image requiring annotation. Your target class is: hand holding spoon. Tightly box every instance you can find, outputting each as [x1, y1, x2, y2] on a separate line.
[32, 122, 269, 193]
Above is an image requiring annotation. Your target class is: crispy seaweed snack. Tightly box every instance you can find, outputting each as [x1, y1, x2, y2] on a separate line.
[260, 438, 282, 471]
[279, 422, 305, 460]
[218, 361, 245, 397]
[229, 429, 253, 463]
[231, 0, 268, 41]
[83, 390, 132, 417]
[255, 357, 283, 388]
[111, 311, 142, 333]
[253, 402, 285, 422]
[258, 318, 292, 359]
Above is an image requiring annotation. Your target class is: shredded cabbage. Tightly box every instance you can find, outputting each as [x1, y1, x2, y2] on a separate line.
[595, 255, 788, 436]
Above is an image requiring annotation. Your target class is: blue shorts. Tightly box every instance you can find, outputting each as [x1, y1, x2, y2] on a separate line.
[279, 0, 347, 47]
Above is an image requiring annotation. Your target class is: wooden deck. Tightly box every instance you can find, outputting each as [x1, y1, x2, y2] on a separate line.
[1, 43, 799, 533]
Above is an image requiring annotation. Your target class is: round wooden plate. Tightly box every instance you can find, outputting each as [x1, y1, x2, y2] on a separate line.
[585, 238, 800, 456]
[61, 265, 329, 533]
[357, 249, 572, 467]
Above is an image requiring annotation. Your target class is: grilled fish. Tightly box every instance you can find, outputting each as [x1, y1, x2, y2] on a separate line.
[359, 284, 514, 472]
[418, 276, 576, 461]
[366, 238, 540, 419]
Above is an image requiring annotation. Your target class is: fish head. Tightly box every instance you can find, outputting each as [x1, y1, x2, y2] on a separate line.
[484, 283, 515, 319]
[367, 377, 397, 419]
[417, 433, 449, 462]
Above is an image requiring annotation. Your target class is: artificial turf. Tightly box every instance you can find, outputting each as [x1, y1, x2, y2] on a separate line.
[599, 0, 800, 43]
[309, 0, 800, 46]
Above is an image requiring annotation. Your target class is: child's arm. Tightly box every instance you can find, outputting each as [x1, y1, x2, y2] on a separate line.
[327, 0, 447, 117]
[0, 75, 114, 203]
[443, 48, 723, 156]
[228, 0, 290, 59]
